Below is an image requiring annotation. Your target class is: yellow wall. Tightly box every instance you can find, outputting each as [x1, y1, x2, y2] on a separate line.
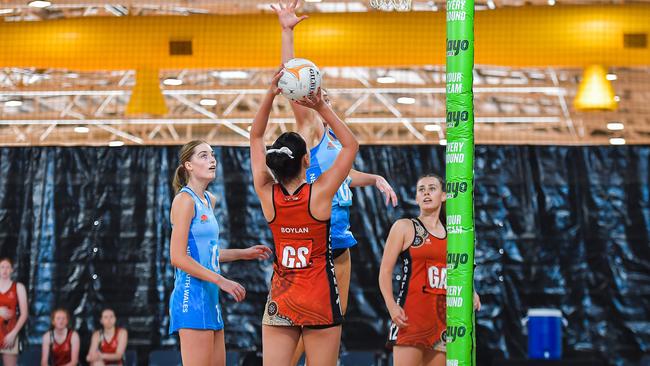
[0, 5, 648, 70]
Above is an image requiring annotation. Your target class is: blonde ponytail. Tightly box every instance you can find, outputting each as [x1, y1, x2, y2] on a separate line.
[173, 140, 208, 193]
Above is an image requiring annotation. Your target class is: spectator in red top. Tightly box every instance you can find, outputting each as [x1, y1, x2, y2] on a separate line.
[86, 308, 128, 366]
[0, 258, 28, 366]
[40, 309, 80, 366]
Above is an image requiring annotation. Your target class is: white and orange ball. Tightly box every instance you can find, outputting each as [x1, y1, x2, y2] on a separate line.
[279, 58, 322, 102]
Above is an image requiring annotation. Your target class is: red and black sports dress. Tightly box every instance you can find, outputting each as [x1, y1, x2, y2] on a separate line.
[388, 218, 447, 351]
[262, 183, 343, 327]
[0, 282, 18, 348]
[99, 328, 123, 365]
[50, 329, 73, 366]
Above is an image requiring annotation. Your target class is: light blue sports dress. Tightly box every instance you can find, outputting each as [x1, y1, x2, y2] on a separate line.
[169, 186, 223, 334]
[305, 128, 357, 250]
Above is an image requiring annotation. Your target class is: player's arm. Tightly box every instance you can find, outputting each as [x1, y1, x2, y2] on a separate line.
[291, 101, 321, 147]
[219, 246, 272, 262]
[349, 169, 398, 207]
[250, 70, 283, 221]
[4, 282, 28, 348]
[272, 0, 308, 63]
[203, 191, 272, 262]
[272, 0, 322, 146]
[379, 219, 412, 329]
[474, 291, 481, 311]
[306, 94, 359, 213]
[86, 331, 100, 362]
[40, 332, 50, 366]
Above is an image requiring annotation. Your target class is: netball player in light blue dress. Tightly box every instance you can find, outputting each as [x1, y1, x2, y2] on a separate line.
[169, 140, 272, 366]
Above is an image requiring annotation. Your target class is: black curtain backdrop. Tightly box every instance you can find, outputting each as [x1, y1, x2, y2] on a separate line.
[0, 145, 648, 366]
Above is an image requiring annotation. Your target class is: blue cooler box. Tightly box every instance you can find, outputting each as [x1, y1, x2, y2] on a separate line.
[526, 308, 563, 360]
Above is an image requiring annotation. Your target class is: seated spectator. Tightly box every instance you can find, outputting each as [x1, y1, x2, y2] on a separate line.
[86, 308, 128, 366]
[41, 309, 80, 366]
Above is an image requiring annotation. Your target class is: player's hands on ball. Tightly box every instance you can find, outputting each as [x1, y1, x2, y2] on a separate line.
[217, 277, 246, 302]
[271, 0, 308, 30]
[295, 88, 325, 110]
[389, 303, 409, 328]
[269, 68, 284, 96]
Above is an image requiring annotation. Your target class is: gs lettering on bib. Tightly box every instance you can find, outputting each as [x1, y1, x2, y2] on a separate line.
[424, 260, 447, 294]
[279, 239, 313, 269]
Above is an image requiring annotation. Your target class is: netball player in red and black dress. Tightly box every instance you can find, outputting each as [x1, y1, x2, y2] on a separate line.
[86, 308, 128, 366]
[0, 258, 28, 366]
[379, 175, 480, 366]
[250, 70, 358, 366]
[40, 309, 80, 366]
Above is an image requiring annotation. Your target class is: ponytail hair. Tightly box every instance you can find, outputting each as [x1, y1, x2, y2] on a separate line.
[172, 165, 189, 194]
[173, 140, 208, 194]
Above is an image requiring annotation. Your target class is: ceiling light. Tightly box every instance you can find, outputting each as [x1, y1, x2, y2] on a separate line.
[397, 97, 415, 105]
[4, 100, 22, 107]
[214, 71, 249, 79]
[74, 126, 89, 133]
[377, 76, 396, 84]
[346, 2, 367, 11]
[0, 9, 14, 14]
[487, 0, 496, 9]
[28, 1, 51, 8]
[439, 139, 447, 146]
[606, 74, 617, 81]
[163, 78, 182, 86]
[26, 75, 41, 85]
[574, 65, 617, 111]
[108, 140, 125, 147]
[424, 124, 441, 132]
[609, 138, 625, 145]
[314, 2, 348, 12]
[607, 122, 624, 131]
[199, 98, 217, 106]
[305, 0, 322, 2]
[547, 0, 555, 5]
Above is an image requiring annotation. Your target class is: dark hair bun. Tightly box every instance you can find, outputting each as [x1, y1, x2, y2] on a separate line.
[266, 132, 307, 183]
[266, 149, 294, 172]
